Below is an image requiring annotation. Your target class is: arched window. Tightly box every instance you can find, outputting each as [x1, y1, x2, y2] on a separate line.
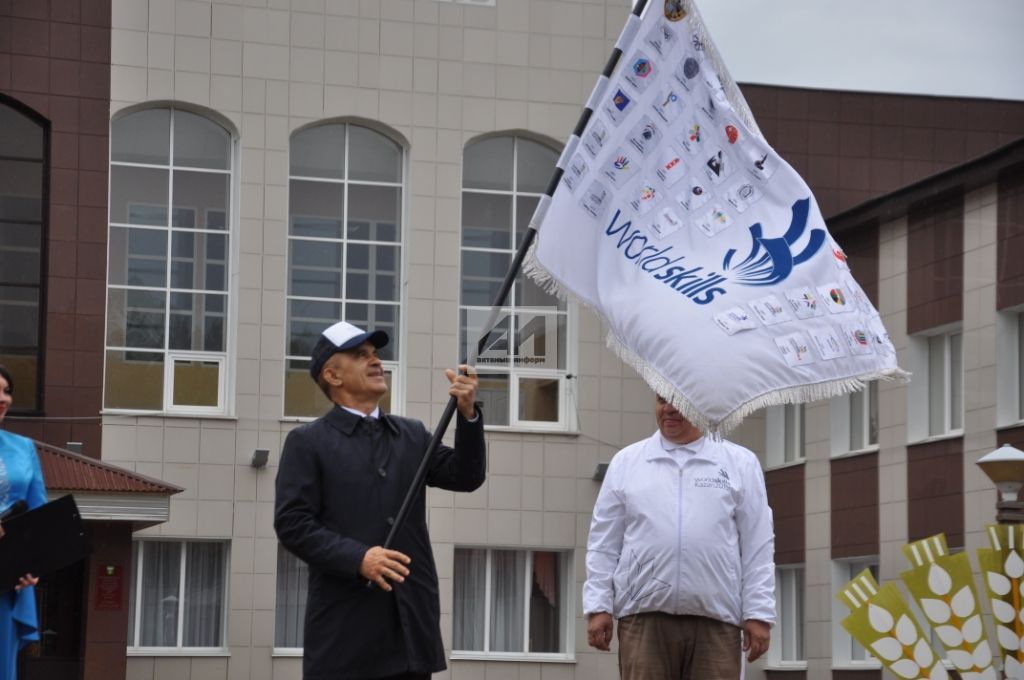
[460, 135, 572, 429]
[284, 122, 404, 418]
[0, 97, 47, 412]
[105, 107, 234, 413]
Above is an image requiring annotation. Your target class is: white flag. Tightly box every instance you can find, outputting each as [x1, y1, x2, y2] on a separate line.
[527, 0, 908, 432]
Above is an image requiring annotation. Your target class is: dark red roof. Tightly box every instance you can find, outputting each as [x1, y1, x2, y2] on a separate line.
[35, 441, 183, 495]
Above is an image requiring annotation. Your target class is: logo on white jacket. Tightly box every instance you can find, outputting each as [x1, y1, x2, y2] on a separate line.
[694, 468, 730, 489]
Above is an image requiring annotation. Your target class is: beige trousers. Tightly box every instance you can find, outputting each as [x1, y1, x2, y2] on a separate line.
[617, 612, 742, 680]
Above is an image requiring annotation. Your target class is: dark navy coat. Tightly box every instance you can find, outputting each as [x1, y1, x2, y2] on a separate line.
[274, 405, 486, 680]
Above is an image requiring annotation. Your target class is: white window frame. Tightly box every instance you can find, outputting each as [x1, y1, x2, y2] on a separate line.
[104, 106, 238, 417]
[906, 325, 963, 442]
[996, 308, 1024, 427]
[450, 546, 575, 662]
[126, 538, 230, 656]
[459, 136, 576, 433]
[766, 565, 805, 669]
[765, 404, 804, 468]
[831, 557, 881, 670]
[283, 122, 407, 421]
[830, 382, 880, 457]
[164, 353, 227, 414]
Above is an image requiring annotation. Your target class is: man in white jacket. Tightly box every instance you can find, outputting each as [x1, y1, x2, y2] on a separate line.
[584, 395, 775, 679]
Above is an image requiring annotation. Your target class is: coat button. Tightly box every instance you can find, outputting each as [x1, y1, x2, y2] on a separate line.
[378, 467, 387, 478]
[387, 516, 395, 526]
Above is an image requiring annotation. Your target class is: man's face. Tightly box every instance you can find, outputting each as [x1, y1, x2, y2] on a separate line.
[322, 341, 388, 403]
[655, 395, 701, 444]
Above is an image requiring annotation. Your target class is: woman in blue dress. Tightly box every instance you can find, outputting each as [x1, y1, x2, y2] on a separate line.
[0, 365, 47, 680]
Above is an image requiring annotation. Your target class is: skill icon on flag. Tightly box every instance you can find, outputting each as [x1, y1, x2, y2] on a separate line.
[645, 20, 677, 57]
[624, 51, 658, 93]
[583, 118, 609, 158]
[652, 84, 685, 124]
[605, 89, 635, 125]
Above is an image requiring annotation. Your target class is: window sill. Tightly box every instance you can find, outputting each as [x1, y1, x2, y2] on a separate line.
[764, 458, 806, 472]
[830, 445, 880, 460]
[906, 431, 964, 447]
[831, 662, 882, 671]
[275, 418, 581, 437]
[102, 410, 237, 421]
[450, 652, 576, 664]
[272, 648, 303, 657]
[997, 420, 1024, 432]
[127, 648, 230, 657]
[272, 647, 581, 659]
[483, 425, 580, 436]
[765, 661, 807, 671]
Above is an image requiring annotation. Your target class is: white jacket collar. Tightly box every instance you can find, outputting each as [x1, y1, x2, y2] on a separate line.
[646, 431, 710, 462]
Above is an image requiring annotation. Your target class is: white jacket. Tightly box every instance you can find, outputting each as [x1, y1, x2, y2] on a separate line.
[583, 432, 776, 627]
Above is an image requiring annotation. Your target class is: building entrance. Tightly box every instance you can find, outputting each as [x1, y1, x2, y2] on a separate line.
[20, 559, 86, 680]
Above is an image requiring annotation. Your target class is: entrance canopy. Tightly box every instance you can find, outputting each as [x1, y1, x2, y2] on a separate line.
[35, 441, 182, 529]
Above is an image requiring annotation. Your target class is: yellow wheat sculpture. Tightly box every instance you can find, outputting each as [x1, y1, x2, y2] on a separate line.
[837, 530, 1023, 679]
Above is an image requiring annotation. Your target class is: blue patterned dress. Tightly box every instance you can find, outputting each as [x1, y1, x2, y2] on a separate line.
[0, 430, 47, 680]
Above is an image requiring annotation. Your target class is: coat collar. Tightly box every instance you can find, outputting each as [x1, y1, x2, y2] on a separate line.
[323, 404, 398, 437]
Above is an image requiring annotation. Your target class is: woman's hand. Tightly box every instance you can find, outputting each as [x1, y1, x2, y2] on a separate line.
[14, 574, 38, 591]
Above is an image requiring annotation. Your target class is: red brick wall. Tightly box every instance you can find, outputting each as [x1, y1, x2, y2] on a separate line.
[833, 672, 881, 680]
[907, 438, 964, 547]
[831, 453, 879, 559]
[835, 221, 880, 306]
[766, 464, 805, 565]
[82, 522, 132, 680]
[999, 425, 1024, 450]
[0, 0, 111, 457]
[997, 163, 1024, 310]
[906, 191, 964, 334]
[766, 671, 806, 680]
[742, 85, 1024, 218]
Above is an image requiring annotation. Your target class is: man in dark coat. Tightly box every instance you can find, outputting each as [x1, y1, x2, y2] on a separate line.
[274, 321, 486, 680]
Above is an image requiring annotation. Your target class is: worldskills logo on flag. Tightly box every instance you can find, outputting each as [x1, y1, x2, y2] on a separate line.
[721, 199, 826, 287]
[596, 195, 829, 307]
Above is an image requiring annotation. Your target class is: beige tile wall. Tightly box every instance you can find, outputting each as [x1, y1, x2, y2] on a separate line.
[104, 1, 656, 679]
[961, 185, 1000, 554]
[877, 215, 910, 586]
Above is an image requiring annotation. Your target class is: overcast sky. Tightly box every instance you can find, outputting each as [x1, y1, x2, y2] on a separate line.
[692, 0, 1024, 101]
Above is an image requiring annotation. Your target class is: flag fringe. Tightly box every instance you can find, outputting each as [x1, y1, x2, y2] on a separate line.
[607, 333, 910, 435]
[523, 241, 911, 435]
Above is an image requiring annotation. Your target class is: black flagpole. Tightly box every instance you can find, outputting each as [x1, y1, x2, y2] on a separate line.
[377, 0, 652, 559]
